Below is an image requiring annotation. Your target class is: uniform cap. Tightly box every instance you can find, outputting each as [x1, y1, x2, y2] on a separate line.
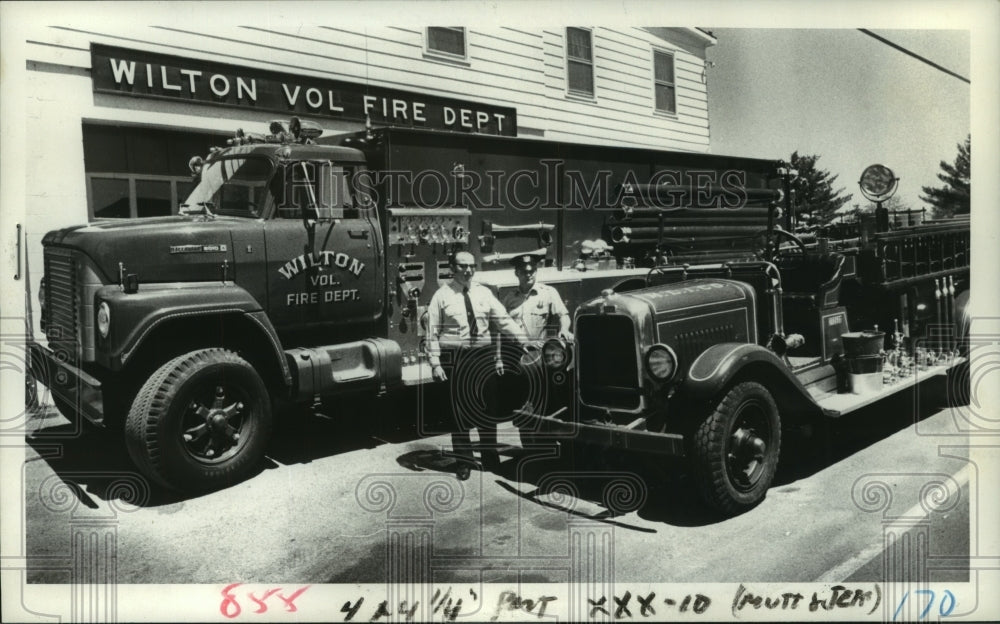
[510, 253, 544, 271]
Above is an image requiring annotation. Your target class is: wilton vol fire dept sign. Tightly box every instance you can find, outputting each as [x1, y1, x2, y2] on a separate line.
[91, 44, 517, 136]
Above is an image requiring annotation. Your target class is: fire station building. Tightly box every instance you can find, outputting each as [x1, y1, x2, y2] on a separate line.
[21, 25, 715, 229]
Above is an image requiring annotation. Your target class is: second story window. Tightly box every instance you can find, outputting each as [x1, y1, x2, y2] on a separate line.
[427, 27, 467, 59]
[653, 50, 676, 114]
[566, 27, 594, 97]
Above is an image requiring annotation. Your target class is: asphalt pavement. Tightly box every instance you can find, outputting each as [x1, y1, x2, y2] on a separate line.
[19, 375, 972, 586]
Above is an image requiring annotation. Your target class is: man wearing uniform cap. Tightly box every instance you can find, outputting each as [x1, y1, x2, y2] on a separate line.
[502, 253, 573, 345]
[427, 250, 528, 472]
[497, 253, 573, 421]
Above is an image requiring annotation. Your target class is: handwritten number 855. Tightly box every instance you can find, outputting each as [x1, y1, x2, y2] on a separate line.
[893, 589, 956, 621]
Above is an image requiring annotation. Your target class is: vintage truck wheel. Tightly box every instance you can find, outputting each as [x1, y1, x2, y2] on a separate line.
[691, 381, 781, 515]
[125, 349, 272, 491]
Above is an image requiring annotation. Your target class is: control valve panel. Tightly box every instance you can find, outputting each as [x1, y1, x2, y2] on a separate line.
[387, 208, 471, 247]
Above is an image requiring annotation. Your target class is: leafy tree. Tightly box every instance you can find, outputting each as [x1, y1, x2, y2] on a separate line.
[787, 151, 853, 227]
[920, 135, 970, 218]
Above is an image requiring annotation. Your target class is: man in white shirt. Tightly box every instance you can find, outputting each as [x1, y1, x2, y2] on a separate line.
[426, 251, 526, 471]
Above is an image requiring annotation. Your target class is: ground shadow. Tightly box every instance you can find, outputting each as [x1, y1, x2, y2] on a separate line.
[390, 373, 964, 530]
[24, 388, 441, 508]
[393, 431, 725, 529]
[24, 412, 187, 507]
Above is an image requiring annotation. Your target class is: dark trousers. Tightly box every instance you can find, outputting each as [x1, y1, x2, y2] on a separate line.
[437, 346, 500, 466]
[495, 341, 571, 422]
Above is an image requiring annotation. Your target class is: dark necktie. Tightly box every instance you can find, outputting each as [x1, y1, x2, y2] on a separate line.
[463, 287, 478, 338]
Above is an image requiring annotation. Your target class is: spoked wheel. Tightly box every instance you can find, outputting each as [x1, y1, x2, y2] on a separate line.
[181, 384, 252, 462]
[691, 381, 781, 515]
[125, 349, 272, 492]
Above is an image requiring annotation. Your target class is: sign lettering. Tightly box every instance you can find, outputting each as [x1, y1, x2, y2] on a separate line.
[92, 44, 517, 136]
[277, 252, 366, 280]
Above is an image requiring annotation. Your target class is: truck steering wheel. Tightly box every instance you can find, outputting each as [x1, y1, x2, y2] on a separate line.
[752, 227, 807, 262]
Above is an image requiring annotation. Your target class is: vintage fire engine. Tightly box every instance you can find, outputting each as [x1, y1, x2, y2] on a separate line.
[28, 116, 969, 511]
[32, 119, 780, 491]
[526, 180, 971, 515]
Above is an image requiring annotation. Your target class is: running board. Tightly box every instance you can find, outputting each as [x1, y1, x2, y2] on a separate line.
[815, 358, 965, 417]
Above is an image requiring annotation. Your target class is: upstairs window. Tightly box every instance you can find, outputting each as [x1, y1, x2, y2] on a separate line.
[427, 27, 467, 59]
[566, 27, 594, 97]
[653, 50, 676, 114]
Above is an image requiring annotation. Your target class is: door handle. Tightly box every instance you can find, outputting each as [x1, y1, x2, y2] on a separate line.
[348, 229, 369, 239]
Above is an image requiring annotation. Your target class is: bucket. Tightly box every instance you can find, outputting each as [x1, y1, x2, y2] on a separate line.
[850, 372, 883, 395]
[842, 331, 884, 357]
[847, 354, 883, 374]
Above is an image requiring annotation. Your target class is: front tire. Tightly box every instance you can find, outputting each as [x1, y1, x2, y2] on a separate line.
[125, 349, 272, 492]
[691, 381, 781, 515]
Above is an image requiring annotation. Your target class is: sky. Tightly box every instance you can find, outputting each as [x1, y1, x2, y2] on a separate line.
[705, 28, 970, 212]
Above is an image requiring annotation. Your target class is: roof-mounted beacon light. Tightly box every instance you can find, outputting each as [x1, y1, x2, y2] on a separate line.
[289, 117, 323, 142]
[188, 156, 204, 176]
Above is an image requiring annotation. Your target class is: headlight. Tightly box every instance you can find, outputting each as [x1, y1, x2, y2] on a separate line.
[542, 338, 572, 370]
[97, 302, 111, 338]
[644, 343, 677, 382]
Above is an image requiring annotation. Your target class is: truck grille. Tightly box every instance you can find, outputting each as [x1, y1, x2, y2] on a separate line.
[577, 315, 641, 410]
[44, 250, 80, 364]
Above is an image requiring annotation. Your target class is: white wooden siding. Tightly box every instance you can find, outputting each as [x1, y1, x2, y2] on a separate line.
[26, 24, 712, 152]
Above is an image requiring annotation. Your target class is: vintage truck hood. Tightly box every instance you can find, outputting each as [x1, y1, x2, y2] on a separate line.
[42, 216, 253, 283]
[577, 279, 753, 320]
[576, 278, 758, 369]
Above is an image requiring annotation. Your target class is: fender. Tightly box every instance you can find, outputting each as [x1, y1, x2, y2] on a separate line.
[94, 282, 290, 385]
[683, 342, 822, 417]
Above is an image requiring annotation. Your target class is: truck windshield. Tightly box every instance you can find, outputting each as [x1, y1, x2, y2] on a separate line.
[181, 156, 275, 218]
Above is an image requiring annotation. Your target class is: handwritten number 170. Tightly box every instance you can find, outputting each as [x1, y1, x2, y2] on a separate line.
[893, 589, 955, 621]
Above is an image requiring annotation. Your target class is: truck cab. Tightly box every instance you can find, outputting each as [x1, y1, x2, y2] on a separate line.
[32, 119, 400, 492]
